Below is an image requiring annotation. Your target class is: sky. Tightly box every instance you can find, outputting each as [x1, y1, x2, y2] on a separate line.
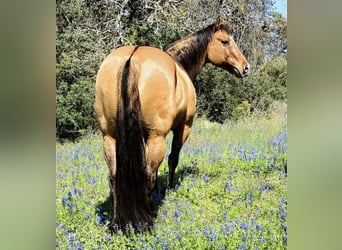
[273, 0, 287, 18]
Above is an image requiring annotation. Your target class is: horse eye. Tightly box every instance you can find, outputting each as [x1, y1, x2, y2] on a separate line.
[221, 40, 229, 45]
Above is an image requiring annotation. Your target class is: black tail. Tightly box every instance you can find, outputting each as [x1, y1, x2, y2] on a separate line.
[114, 46, 153, 231]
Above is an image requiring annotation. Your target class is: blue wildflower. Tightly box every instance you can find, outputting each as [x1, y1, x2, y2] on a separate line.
[96, 215, 106, 225]
[76, 241, 83, 250]
[226, 222, 234, 234]
[282, 235, 287, 245]
[256, 207, 261, 214]
[56, 240, 59, 247]
[281, 196, 287, 204]
[173, 210, 180, 218]
[61, 197, 67, 206]
[240, 221, 249, 231]
[173, 229, 182, 239]
[83, 214, 90, 221]
[255, 223, 263, 232]
[67, 233, 74, 244]
[224, 182, 233, 192]
[67, 191, 72, 197]
[202, 175, 209, 183]
[104, 235, 110, 242]
[279, 203, 287, 220]
[259, 236, 265, 243]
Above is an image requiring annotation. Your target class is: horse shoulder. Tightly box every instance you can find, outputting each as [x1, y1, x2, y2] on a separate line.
[174, 63, 197, 124]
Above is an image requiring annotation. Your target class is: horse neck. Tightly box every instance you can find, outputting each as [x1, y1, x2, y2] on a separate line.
[165, 26, 213, 80]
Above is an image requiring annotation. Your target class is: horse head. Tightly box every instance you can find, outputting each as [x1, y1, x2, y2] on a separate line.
[207, 17, 250, 78]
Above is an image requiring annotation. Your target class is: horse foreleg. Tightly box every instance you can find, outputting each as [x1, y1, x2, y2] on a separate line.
[168, 123, 192, 188]
[103, 135, 117, 227]
[145, 134, 166, 195]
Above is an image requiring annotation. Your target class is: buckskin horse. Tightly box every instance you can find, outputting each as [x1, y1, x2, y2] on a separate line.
[94, 17, 249, 232]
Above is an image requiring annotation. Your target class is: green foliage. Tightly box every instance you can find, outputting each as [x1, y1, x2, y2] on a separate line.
[56, 112, 287, 249]
[231, 100, 251, 121]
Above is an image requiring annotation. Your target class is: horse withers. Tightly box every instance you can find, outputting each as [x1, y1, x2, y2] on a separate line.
[94, 17, 249, 232]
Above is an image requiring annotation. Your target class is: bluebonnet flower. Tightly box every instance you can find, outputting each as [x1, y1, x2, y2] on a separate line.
[173, 229, 182, 239]
[61, 197, 67, 206]
[282, 235, 287, 245]
[258, 183, 273, 192]
[104, 235, 110, 242]
[202, 175, 209, 183]
[255, 223, 263, 232]
[259, 236, 266, 243]
[278, 203, 287, 220]
[83, 214, 90, 221]
[67, 191, 73, 197]
[96, 215, 106, 225]
[203, 227, 211, 241]
[226, 222, 234, 234]
[67, 233, 74, 244]
[238, 242, 247, 250]
[173, 209, 180, 218]
[162, 242, 169, 250]
[282, 222, 287, 233]
[76, 241, 83, 250]
[67, 201, 75, 214]
[281, 196, 287, 204]
[56, 240, 59, 247]
[240, 221, 249, 231]
[224, 182, 233, 192]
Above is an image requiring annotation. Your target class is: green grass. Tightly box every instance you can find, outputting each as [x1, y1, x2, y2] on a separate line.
[56, 104, 287, 249]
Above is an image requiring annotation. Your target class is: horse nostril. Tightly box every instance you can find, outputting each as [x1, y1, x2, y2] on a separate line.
[244, 64, 250, 74]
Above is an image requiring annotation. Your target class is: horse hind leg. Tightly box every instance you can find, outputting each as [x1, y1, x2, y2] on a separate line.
[168, 122, 192, 188]
[103, 134, 117, 229]
[145, 134, 166, 195]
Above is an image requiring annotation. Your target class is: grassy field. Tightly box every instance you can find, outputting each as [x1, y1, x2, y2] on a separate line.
[56, 103, 287, 249]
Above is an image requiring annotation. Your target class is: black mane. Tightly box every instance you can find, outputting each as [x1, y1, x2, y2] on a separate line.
[165, 23, 232, 79]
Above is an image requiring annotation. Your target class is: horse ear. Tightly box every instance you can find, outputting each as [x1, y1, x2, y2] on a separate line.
[214, 16, 221, 31]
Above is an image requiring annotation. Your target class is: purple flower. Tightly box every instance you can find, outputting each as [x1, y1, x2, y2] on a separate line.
[224, 182, 233, 192]
[61, 197, 67, 206]
[202, 175, 209, 183]
[67, 233, 74, 244]
[281, 196, 287, 204]
[240, 221, 249, 231]
[96, 215, 106, 225]
[259, 236, 266, 243]
[255, 223, 263, 232]
[173, 229, 182, 239]
[226, 222, 234, 234]
[76, 241, 83, 250]
[282, 235, 287, 245]
[173, 210, 180, 218]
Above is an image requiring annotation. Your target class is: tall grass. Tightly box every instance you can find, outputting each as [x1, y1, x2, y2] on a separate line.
[56, 102, 287, 249]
